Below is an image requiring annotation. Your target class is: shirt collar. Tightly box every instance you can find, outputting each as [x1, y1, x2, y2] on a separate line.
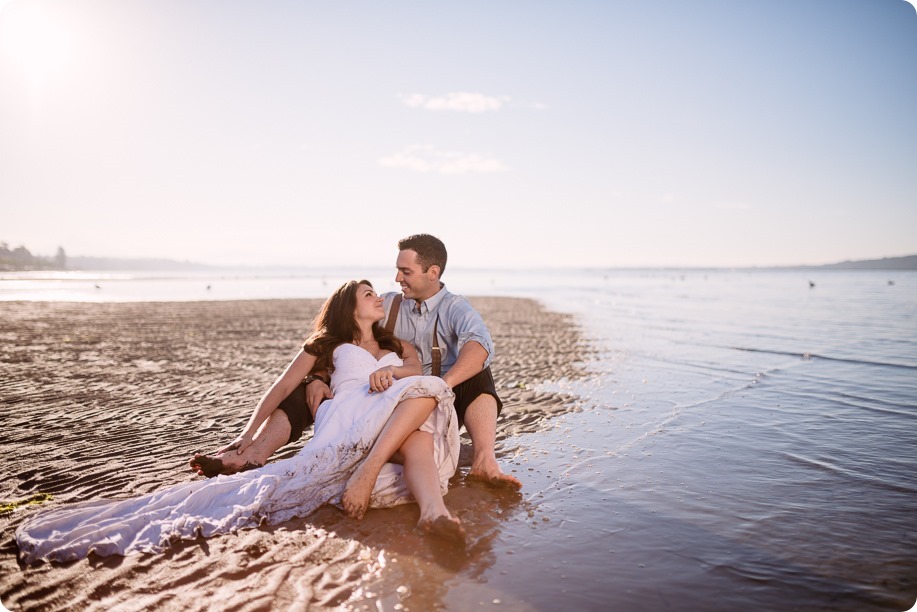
[413, 283, 447, 315]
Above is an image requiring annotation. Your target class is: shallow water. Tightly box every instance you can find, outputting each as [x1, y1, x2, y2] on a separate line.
[520, 270, 917, 610]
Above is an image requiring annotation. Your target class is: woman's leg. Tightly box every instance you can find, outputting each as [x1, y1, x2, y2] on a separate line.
[398, 430, 464, 542]
[398, 431, 448, 522]
[341, 396, 436, 519]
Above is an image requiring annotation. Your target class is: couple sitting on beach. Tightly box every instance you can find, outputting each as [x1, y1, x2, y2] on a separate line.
[16, 234, 520, 564]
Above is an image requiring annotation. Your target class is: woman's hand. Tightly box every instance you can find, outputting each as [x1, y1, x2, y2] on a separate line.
[369, 365, 397, 394]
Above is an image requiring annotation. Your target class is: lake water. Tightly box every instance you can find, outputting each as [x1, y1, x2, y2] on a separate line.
[508, 269, 917, 611]
[3, 268, 915, 609]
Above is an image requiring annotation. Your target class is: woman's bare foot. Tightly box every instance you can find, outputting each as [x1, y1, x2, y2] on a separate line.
[418, 515, 465, 546]
[189, 454, 261, 478]
[341, 465, 376, 519]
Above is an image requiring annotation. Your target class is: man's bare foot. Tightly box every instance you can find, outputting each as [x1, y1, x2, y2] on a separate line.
[189, 454, 226, 478]
[466, 466, 522, 491]
[189, 454, 261, 478]
[341, 466, 375, 519]
[418, 515, 465, 546]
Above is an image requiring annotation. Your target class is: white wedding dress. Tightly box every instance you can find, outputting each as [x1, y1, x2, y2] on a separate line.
[16, 343, 459, 564]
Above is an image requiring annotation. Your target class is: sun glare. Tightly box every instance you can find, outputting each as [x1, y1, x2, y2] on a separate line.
[0, 1, 74, 87]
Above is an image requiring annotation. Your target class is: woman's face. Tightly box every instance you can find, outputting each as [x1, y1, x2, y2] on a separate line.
[354, 283, 385, 324]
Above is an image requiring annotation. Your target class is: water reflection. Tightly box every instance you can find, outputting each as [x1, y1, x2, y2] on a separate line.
[305, 475, 523, 610]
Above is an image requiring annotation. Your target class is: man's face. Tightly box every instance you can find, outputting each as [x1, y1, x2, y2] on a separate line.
[395, 249, 439, 301]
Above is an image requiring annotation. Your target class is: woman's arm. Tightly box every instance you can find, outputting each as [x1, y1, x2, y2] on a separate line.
[395, 341, 422, 377]
[368, 341, 422, 393]
[219, 349, 317, 454]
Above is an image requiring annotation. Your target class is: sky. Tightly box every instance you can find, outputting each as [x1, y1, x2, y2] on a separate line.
[1, 0, 916, 269]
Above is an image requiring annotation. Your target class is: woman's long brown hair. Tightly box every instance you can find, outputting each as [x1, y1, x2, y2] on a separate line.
[302, 280, 403, 374]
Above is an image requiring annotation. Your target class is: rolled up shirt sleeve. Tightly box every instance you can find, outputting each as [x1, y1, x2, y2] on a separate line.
[447, 297, 494, 369]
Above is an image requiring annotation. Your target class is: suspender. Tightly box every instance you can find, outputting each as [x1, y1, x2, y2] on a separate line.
[383, 294, 443, 377]
[431, 315, 442, 377]
[383, 294, 402, 333]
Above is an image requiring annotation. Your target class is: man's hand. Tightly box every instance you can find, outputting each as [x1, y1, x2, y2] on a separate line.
[306, 379, 333, 412]
[216, 434, 253, 456]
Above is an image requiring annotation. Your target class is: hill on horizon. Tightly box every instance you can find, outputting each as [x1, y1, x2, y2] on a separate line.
[806, 254, 917, 271]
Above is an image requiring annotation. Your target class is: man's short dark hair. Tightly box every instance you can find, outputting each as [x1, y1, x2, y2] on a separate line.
[398, 234, 447, 275]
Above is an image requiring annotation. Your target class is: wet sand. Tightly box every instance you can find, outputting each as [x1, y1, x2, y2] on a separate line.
[0, 298, 592, 611]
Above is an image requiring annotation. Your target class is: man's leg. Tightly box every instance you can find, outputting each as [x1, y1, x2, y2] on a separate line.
[191, 382, 314, 477]
[190, 410, 292, 476]
[463, 394, 522, 490]
[452, 368, 522, 490]
[222, 410, 292, 470]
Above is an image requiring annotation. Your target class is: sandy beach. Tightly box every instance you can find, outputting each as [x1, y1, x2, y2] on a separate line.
[0, 297, 592, 611]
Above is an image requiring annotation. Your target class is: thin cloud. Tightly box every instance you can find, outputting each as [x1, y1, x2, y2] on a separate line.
[398, 92, 509, 113]
[713, 201, 754, 211]
[379, 145, 508, 174]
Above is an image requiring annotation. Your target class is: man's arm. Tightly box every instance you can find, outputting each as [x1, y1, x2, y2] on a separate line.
[441, 340, 488, 388]
[305, 373, 333, 414]
[438, 297, 494, 387]
[446, 297, 495, 370]
[218, 349, 316, 455]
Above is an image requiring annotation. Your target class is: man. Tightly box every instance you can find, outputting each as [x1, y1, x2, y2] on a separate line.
[191, 234, 520, 490]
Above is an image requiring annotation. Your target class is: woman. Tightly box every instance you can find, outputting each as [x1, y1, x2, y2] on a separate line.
[16, 281, 462, 564]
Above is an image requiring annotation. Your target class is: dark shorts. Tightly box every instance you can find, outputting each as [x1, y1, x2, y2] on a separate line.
[277, 367, 503, 444]
[452, 366, 503, 428]
[277, 381, 315, 445]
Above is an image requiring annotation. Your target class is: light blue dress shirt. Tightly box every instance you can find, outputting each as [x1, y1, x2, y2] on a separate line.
[382, 284, 494, 376]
